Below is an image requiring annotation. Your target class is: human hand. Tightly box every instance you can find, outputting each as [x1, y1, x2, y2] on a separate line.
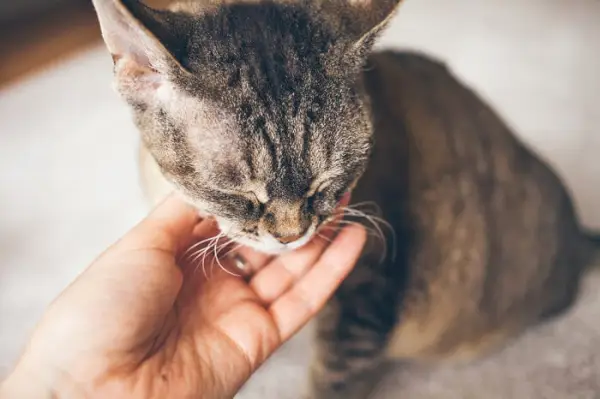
[0, 195, 366, 399]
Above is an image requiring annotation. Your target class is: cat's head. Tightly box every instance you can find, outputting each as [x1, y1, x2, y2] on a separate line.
[93, 0, 402, 253]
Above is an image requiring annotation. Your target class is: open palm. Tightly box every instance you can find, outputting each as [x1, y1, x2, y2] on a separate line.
[3, 196, 365, 399]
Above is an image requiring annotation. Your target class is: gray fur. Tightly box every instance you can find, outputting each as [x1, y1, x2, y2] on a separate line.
[92, 1, 600, 398]
[92, 0, 390, 252]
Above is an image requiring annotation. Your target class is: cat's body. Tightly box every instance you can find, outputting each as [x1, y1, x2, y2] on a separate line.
[92, 0, 599, 397]
[308, 51, 598, 398]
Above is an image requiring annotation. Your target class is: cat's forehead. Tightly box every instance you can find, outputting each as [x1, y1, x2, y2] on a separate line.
[159, 72, 365, 192]
[152, 2, 369, 198]
[157, 86, 293, 182]
[178, 3, 341, 97]
[185, 4, 335, 64]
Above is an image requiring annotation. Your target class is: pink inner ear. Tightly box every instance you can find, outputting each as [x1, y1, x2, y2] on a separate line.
[118, 58, 157, 79]
[115, 57, 163, 94]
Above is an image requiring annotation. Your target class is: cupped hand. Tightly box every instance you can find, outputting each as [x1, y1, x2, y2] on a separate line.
[1, 195, 366, 399]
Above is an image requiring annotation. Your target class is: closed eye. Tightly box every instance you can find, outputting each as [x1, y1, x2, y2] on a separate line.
[243, 194, 265, 217]
[209, 191, 265, 218]
[306, 191, 325, 212]
[307, 178, 332, 198]
[213, 185, 269, 205]
[242, 226, 259, 236]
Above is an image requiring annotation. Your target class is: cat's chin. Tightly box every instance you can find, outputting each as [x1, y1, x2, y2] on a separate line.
[230, 237, 295, 255]
[230, 228, 316, 255]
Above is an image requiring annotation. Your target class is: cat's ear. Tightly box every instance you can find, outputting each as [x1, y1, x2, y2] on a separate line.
[327, 0, 404, 55]
[92, 0, 189, 99]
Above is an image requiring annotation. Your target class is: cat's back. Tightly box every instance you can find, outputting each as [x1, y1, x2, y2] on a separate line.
[363, 49, 580, 246]
[364, 50, 527, 182]
[356, 50, 588, 359]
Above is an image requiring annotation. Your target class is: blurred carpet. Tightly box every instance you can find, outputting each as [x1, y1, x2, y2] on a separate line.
[0, 0, 599, 397]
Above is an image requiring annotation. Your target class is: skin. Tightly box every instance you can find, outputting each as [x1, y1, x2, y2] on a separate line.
[0, 195, 366, 399]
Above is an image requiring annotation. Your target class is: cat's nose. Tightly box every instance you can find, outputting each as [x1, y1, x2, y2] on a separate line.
[275, 233, 304, 245]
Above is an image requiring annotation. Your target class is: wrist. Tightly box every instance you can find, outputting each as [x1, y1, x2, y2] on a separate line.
[0, 364, 55, 399]
[0, 357, 89, 399]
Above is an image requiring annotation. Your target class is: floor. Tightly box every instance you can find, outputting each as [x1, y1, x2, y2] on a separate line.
[0, 0, 599, 397]
[0, 1, 100, 88]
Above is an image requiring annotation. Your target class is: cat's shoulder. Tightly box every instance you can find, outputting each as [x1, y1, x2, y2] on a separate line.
[369, 49, 451, 76]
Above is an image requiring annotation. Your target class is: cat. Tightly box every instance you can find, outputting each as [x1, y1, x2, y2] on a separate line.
[92, 0, 600, 397]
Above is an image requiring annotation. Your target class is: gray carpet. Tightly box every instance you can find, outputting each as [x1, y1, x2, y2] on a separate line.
[1, 0, 599, 397]
[238, 270, 600, 398]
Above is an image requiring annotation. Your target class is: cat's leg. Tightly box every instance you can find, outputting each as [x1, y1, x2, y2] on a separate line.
[307, 256, 403, 399]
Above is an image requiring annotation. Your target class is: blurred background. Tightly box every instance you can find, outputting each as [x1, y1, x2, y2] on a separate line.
[0, 0, 599, 397]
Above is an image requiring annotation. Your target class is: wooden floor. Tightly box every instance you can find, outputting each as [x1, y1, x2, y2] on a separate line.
[0, 1, 102, 88]
[0, 0, 190, 88]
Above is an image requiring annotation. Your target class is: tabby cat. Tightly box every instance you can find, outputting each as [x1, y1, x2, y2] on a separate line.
[92, 0, 600, 397]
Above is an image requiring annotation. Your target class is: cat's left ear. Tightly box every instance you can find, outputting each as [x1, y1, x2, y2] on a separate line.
[92, 0, 190, 100]
[325, 0, 404, 57]
[348, 0, 404, 52]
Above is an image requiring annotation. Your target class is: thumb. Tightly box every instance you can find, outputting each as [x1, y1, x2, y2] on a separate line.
[120, 194, 202, 254]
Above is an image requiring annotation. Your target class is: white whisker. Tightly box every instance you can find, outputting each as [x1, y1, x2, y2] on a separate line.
[333, 205, 397, 263]
[191, 234, 221, 264]
[346, 201, 382, 215]
[212, 236, 240, 277]
[316, 232, 333, 243]
[184, 235, 220, 261]
[189, 233, 223, 279]
[325, 220, 380, 238]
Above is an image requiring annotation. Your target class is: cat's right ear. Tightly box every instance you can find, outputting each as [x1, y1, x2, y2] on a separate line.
[92, 0, 189, 100]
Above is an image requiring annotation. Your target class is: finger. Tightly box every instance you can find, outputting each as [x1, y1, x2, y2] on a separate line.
[338, 191, 352, 209]
[248, 222, 339, 304]
[192, 218, 220, 238]
[269, 225, 367, 341]
[122, 194, 202, 254]
[231, 246, 272, 276]
[44, 196, 201, 355]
